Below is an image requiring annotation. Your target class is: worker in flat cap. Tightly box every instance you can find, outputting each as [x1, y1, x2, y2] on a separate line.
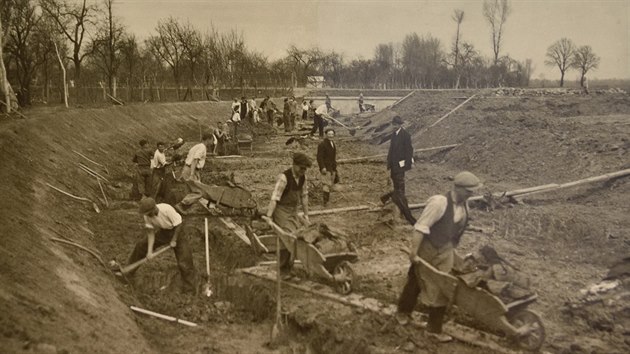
[124, 197, 198, 294]
[266, 152, 313, 274]
[395, 171, 483, 342]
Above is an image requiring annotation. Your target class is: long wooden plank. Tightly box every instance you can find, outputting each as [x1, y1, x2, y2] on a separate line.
[310, 169, 630, 216]
[337, 144, 460, 164]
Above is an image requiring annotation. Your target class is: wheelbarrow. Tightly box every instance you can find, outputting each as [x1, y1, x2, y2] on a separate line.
[414, 255, 545, 351]
[262, 216, 358, 294]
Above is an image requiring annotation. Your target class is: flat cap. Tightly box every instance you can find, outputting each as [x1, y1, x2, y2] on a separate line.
[454, 171, 483, 191]
[138, 197, 157, 214]
[392, 115, 403, 125]
[292, 152, 312, 167]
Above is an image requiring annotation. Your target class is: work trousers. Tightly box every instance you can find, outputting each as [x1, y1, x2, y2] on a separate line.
[383, 169, 416, 225]
[151, 167, 165, 199]
[136, 166, 152, 197]
[397, 263, 449, 334]
[127, 226, 197, 293]
[397, 263, 421, 315]
[283, 113, 291, 132]
[267, 110, 275, 125]
[310, 114, 324, 137]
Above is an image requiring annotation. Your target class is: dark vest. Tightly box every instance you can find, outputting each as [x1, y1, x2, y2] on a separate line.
[425, 193, 468, 248]
[278, 168, 304, 207]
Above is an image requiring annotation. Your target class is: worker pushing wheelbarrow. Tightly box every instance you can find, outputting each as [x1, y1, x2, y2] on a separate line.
[410, 248, 545, 351]
[262, 216, 358, 294]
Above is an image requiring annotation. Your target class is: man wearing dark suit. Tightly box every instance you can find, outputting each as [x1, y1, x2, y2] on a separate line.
[381, 115, 416, 225]
[317, 128, 338, 207]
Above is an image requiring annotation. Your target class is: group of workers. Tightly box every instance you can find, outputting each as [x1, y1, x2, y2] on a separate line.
[127, 101, 481, 344]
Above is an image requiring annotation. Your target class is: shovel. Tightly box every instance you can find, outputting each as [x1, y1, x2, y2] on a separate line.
[261, 216, 284, 345]
[270, 224, 284, 344]
[203, 218, 213, 297]
[326, 115, 357, 136]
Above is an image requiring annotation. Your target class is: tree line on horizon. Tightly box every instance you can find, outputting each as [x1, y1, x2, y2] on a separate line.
[0, 0, 601, 112]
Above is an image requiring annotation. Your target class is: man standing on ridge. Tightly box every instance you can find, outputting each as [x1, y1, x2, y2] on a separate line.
[381, 115, 416, 225]
[317, 128, 338, 207]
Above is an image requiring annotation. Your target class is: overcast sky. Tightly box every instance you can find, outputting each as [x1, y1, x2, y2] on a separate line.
[112, 0, 630, 81]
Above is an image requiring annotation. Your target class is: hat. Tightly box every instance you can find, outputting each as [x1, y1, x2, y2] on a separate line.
[454, 171, 483, 191]
[292, 152, 312, 168]
[392, 115, 403, 125]
[138, 197, 157, 214]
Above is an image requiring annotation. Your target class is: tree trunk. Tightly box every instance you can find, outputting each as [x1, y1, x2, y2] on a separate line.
[560, 71, 565, 87]
[53, 41, 69, 108]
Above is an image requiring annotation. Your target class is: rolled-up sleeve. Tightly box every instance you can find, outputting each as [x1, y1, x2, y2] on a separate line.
[270, 174, 287, 201]
[413, 195, 448, 234]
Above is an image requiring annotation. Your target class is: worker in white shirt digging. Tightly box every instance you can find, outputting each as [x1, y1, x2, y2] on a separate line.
[125, 197, 198, 293]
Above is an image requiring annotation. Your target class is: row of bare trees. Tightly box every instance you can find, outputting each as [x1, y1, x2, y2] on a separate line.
[0, 0, 602, 112]
[545, 38, 600, 87]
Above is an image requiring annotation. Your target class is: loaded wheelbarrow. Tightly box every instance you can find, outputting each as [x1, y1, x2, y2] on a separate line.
[262, 216, 358, 294]
[415, 256, 545, 351]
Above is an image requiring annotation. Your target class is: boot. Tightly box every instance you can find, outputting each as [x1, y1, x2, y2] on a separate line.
[323, 191, 330, 207]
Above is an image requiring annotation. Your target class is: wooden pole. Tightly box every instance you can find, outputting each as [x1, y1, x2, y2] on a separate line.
[515, 168, 630, 199]
[79, 163, 110, 183]
[391, 90, 416, 108]
[97, 178, 109, 207]
[337, 144, 460, 164]
[429, 94, 477, 128]
[309, 169, 630, 216]
[72, 150, 109, 172]
[130, 306, 197, 327]
[50, 237, 108, 269]
[107, 93, 124, 105]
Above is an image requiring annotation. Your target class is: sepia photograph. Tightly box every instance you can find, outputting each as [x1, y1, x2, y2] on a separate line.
[1, 0, 629, 353]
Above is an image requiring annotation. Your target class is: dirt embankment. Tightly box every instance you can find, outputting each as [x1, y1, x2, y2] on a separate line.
[0, 102, 229, 353]
[351, 90, 630, 353]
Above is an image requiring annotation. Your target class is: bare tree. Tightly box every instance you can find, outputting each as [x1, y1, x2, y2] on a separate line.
[5, 0, 50, 106]
[482, 0, 511, 65]
[88, 0, 125, 98]
[571, 45, 600, 87]
[38, 0, 96, 83]
[373, 43, 394, 88]
[450, 9, 465, 88]
[118, 34, 139, 101]
[544, 38, 576, 87]
[148, 17, 185, 98]
[451, 10, 464, 67]
[0, 3, 17, 112]
[286, 45, 324, 87]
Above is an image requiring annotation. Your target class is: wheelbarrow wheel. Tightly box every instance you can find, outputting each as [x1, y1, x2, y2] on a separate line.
[508, 309, 545, 352]
[333, 261, 354, 295]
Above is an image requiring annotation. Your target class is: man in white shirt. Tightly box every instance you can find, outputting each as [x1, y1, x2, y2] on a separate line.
[180, 134, 213, 183]
[395, 171, 482, 342]
[177, 134, 214, 212]
[150, 142, 168, 199]
[302, 100, 309, 120]
[125, 197, 198, 293]
[310, 103, 332, 138]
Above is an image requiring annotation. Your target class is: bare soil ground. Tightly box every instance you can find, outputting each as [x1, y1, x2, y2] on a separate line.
[1, 90, 629, 353]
